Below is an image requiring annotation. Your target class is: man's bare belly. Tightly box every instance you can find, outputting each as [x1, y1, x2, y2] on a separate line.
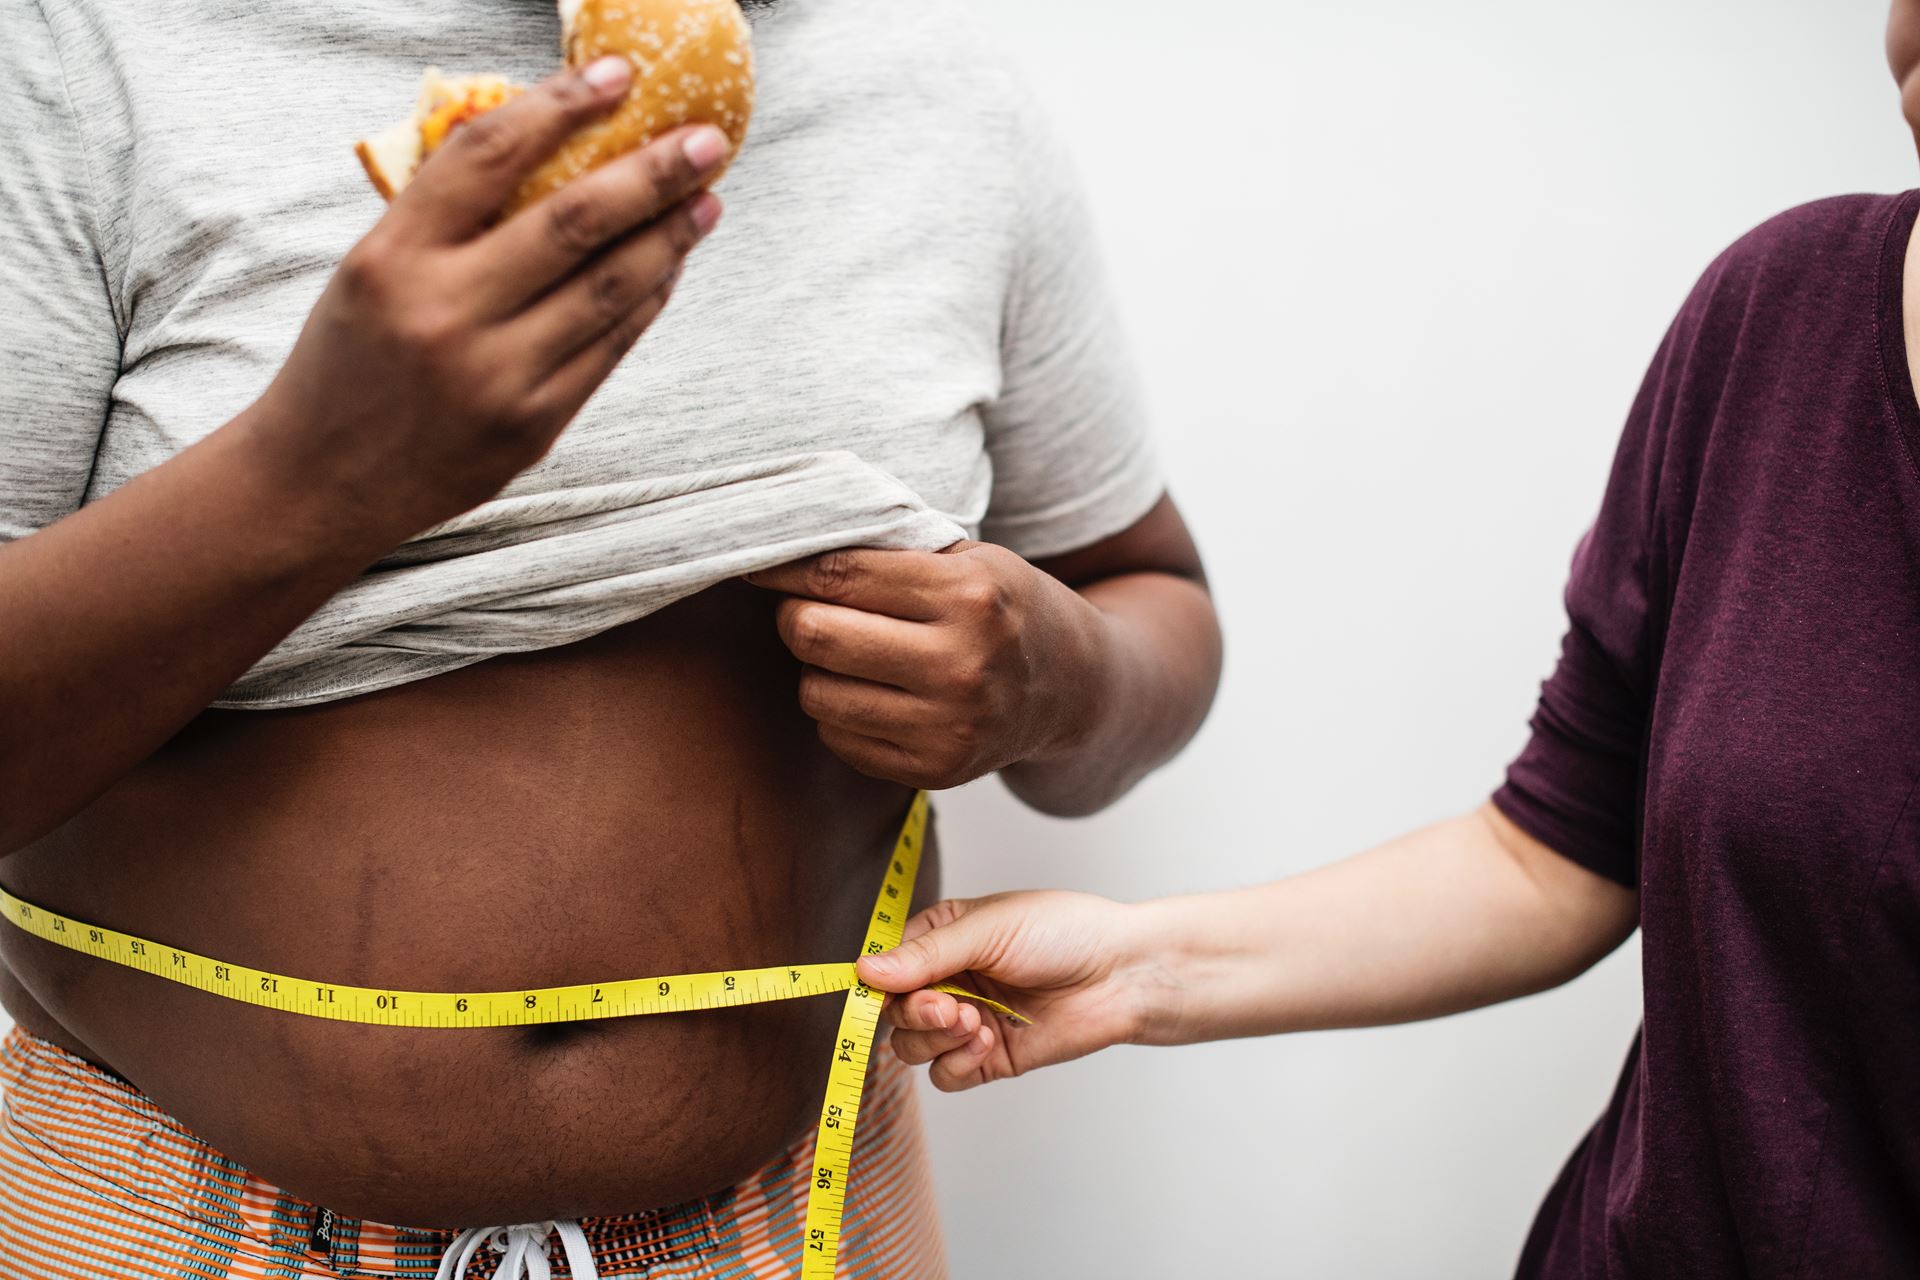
[0, 580, 935, 1228]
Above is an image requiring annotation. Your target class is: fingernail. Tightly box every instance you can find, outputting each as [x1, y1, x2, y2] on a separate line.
[865, 951, 899, 976]
[682, 126, 730, 172]
[689, 192, 723, 236]
[969, 1032, 992, 1056]
[583, 55, 631, 94]
[930, 1003, 950, 1030]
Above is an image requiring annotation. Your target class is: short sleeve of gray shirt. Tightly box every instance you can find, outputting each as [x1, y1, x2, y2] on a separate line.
[976, 73, 1161, 560]
[0, 1, 123, 546]
[0, 0, 1166, 704]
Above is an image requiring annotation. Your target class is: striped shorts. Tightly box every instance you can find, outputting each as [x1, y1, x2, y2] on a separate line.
[0, 1027, 945, 1279]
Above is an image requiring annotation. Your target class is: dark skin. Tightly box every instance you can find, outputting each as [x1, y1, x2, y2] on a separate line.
[0, 56, 1221, 1225]
[747, 498, 1219, 818]
[0, 57, 723, 855]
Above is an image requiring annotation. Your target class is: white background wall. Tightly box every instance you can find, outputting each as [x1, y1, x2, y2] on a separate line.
[3, 4, 1912, 1278]
[923, 2, 1918, 1277]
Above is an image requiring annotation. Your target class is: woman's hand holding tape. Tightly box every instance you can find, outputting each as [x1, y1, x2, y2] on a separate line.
[854, 892, 1172, 1094]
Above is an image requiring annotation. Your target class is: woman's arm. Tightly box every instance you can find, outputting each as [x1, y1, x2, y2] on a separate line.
[745, 493, 1223, 816]
[0, 62, 730, 855]
[857, 802, 1638, 1091]
[1136, 803, 1637, 1040]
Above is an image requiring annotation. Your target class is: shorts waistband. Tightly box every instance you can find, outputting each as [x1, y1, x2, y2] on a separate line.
[0, 1025, 724, 1277]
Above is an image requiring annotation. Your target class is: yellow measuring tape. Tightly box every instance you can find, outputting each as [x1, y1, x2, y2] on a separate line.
[0, 790, 1024, 1278]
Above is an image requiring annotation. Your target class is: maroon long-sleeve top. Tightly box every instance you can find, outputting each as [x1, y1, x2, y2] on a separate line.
[1492, 191, 1920, 1279]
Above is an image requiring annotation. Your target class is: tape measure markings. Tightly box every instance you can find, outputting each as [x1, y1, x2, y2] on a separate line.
[800, 791, 921, 1279]
[0, 892, 867, 1028]
[0, 791, 1024, 1278]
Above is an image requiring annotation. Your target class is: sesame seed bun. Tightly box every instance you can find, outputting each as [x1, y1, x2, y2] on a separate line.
[354, 0, 754, 217]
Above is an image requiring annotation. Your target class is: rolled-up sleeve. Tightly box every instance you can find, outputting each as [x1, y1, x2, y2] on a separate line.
[1494, 557, 1653, 889]
[1491, 302, 1699, 890]
[0, 0, 121, 545]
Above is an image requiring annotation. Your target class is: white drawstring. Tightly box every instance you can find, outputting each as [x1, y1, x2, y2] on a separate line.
[432, 1220, 598, 1280]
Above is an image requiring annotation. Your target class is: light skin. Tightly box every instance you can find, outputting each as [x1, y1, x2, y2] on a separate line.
[1894, 0, 1920, 398]
[859, 807, 1636, 1091]
[854, 0, 1920, 1094]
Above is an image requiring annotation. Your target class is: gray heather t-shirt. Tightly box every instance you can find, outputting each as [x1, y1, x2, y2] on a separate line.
[0, 0, 1162, 709]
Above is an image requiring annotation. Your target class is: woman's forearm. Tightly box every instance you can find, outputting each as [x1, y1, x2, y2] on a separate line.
[1131, 804, 1639, 1045]
[1001, 568, 1222, 817]
[0, 401, 406, 855]
[863, 801, 1637, 1091]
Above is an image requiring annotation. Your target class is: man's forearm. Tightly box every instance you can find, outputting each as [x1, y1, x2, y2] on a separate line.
[1001, 568, 1222, 817]
[0, 402, 407, 854]
[1129, 805, 1640, 1045]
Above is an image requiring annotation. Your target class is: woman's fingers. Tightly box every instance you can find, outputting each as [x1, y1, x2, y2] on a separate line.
[513, 189, 721, 376]
[885, 989, 972, 1034]
[391, 58, 636, 245]
[889, 1024, 972, 1067]
[926, 1025, 998, 1093]
[476, 124, 732, 315]
[889, 1006, 987, 1066]
[859, 898, 994, 993]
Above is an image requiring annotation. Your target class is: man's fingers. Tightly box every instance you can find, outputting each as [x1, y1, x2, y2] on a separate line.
[521, 260, 684, 429]
[477, 125, 731, 315]
[796, 669, 924, 739]
[746, 549, 973, 621]
[815, 725, 929, 789]
[776, 601, 941, 688]
[391, 57, 634, 244]
[514, 191, 720, 374]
